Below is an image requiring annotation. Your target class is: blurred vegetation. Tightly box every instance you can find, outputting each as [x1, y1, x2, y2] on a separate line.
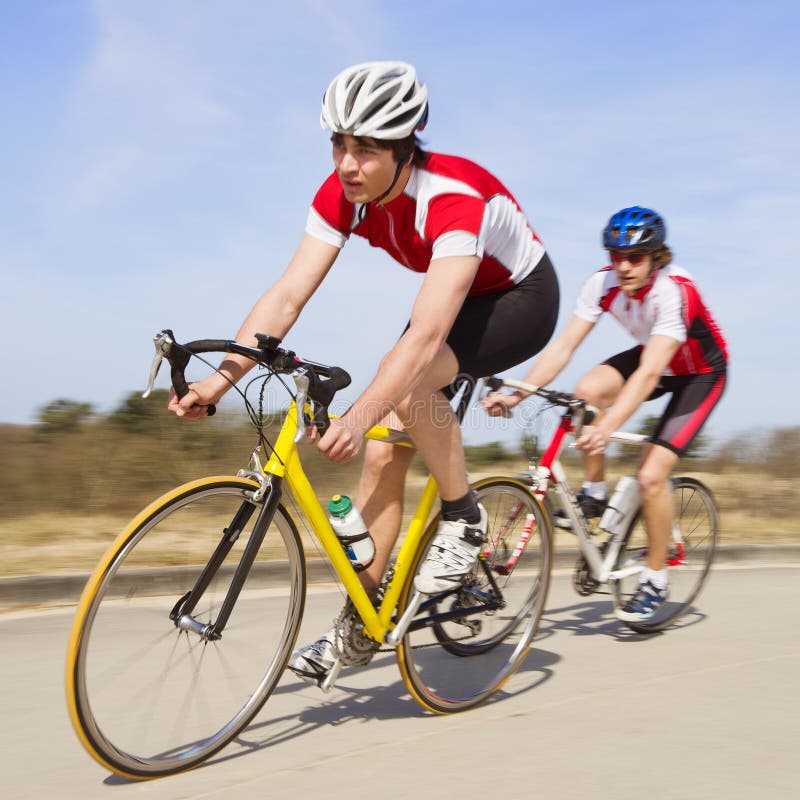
[0, 390, 367, 519]
[2, 395, 799, 519]
[0, 396, 798, 577]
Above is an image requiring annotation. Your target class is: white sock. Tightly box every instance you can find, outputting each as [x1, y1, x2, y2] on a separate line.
[642, 567, 668, 590]
[582, 480, 608, 501]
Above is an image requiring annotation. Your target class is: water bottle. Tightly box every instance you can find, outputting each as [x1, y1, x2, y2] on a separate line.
[598, 476, 641, 536]
[328, 495, 376, 572]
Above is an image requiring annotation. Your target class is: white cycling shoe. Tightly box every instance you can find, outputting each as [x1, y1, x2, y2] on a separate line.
[414, 504, 488, 594]
[287, 625, 339, 685]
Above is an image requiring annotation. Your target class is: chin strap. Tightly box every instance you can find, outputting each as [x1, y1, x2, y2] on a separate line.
[355, 156, 412, 227]
[375, 158, 409, 205]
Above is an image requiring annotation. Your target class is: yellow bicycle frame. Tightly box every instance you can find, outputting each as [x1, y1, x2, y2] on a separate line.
[262, 401, 438, 643]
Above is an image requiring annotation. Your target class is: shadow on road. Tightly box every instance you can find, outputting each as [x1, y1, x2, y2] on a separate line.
[539, 597, 707, 640]
[103, 640, 562, 784]
[102, 601, 708, 785]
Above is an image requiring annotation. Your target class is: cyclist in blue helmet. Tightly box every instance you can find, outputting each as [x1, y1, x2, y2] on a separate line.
[485, 206, 728, 623]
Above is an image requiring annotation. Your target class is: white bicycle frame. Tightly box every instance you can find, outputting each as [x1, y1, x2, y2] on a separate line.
[535, 432, 654, 584]
[499, 378, 684, 587]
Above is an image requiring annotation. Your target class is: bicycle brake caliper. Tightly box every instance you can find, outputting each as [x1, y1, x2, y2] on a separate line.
[237, 449, 271, 502]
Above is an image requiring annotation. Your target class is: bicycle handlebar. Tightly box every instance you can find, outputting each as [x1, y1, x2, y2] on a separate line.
[145, 329, 352, 434]
[484, 376, 599, 426]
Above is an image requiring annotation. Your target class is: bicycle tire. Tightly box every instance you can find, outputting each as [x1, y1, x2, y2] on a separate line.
[612, 476, 718, 634]
[396, 477, 552, 714]
[65, 476, 306, 779]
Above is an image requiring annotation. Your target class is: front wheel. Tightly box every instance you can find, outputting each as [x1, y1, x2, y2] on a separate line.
[396, 477, 552, 714]
[612, 476, 718, 633]
[65, 476, 306, 779]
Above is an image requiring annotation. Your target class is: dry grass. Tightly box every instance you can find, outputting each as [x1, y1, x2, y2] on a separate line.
[6, 395, 797, 583]
[1, 462, 796, 580]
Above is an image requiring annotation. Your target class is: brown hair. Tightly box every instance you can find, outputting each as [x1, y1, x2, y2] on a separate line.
[651, 244, 673, 270]
[331, 132, 429, 166]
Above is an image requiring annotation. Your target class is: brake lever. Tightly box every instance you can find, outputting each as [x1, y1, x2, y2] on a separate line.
[570, 401, 599, 439]
[292, 369, 311, 443]
[142, 330, 174, 398]
[571, 400, 588, 439]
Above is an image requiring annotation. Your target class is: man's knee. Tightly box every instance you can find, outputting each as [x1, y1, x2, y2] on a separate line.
[574, 366, 622, 408]
[637, 444, 678, 499]
[636, 466, 671, 499]
[362, 439, 414, 481]
[574, 378, 608, 409]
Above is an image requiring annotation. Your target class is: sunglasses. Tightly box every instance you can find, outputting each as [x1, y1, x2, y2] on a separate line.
[609, 251, 650, 266]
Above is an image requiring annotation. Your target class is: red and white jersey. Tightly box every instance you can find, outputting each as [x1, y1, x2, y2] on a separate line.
[305, 153, 546, 296]
[574, 264, 728, 376]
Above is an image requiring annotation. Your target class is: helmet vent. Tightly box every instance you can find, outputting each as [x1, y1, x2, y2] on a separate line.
[602, 206, 666, 252]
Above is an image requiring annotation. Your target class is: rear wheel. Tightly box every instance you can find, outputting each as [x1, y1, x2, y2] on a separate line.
[396, 477, 552, 713]
[612, 476, 718, 633]
[65, 476, 306, 778]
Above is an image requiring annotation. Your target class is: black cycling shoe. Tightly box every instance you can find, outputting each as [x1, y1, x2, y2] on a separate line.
[554, 491, 607, 530]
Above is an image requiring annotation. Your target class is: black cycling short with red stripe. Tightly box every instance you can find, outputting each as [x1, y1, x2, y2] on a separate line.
[605, 345, 727, 456]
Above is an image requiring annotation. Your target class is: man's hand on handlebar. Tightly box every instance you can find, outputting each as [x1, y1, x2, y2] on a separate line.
[316, 415, 366, 464]
[575, 424, 611, 456]
[156, 331, 352, 432]
[167, 375, 226, 420]
[482, 391, 523, 418]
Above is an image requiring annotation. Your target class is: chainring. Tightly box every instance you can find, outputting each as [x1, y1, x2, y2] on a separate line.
[334, 600, 381, 667]
[572, 555, 601, 596]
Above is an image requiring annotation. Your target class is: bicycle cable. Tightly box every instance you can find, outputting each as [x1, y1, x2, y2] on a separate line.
[171, 344, 290, 469]
[176, 345, 482, 653]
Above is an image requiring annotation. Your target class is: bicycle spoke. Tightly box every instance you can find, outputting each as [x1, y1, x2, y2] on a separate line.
[613, 477, 718, 633]
[66, 479, 306, 778]
[397, 478, 552, 713]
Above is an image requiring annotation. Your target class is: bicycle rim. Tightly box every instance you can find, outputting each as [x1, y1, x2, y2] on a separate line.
[396, 478, 552, 714]
[613, 476, 718, 633]
[65, 477, 306, 778]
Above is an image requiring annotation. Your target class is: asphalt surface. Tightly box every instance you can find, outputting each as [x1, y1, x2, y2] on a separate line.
[2, 559, 798, 800]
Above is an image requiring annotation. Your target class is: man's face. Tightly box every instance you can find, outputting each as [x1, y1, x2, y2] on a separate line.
[332, 135, 398, 203]
[609, 250, 655, 294]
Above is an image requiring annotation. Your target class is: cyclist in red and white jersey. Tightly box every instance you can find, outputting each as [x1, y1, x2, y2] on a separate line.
[308, 152, 547, 296]
[168, 61, 560, 682]
[485, 206, 728, 621]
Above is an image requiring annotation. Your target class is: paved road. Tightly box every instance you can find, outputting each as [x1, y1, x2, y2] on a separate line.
[2, 562, 798, 800]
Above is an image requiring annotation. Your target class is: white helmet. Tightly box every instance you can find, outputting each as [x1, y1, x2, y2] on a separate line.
[320, 61, 428, 140]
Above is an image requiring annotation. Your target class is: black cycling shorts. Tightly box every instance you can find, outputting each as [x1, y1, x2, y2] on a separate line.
[605, 346, 727, 456]
[444, 252, 559, 380]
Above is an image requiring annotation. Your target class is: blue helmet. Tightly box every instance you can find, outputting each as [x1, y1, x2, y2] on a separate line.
[602, 206, 666, 251]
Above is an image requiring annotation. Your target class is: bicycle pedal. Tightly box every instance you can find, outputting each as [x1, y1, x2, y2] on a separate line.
[453, 617, 482, 635]
[319, 658, 343, 693]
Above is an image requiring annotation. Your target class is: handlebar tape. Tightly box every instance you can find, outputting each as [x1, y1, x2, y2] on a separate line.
[306, 367, 352, 436]
[169, 336, 353, 425]
[170, 340, 227, 417]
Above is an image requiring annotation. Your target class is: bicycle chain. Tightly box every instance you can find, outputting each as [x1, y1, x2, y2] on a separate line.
[333, 566, 481, 658]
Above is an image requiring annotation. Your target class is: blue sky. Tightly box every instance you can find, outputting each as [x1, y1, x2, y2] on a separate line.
[1, 1, 797, 446]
